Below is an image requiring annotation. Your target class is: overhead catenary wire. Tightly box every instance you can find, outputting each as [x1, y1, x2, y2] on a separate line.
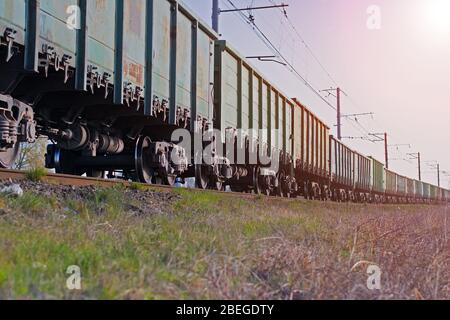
[267, 0, 339, 87]
[223, 0, 338, 112]
[220, 0, 446, 180]
[262, 0, 419, 150]
[222, 0, 380, 144]
[262, 0, 376, 140]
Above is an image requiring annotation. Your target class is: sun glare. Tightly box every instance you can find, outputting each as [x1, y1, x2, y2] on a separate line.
[424, 0, 450, 33]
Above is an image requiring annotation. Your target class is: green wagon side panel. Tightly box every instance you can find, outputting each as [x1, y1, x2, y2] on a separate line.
[331, 137, 354, 187]
[260, 83, 269, 144]
[87, 0, 116, 77]
[196, 29, 214, 119]
[175, 11, 192, 111]
[270, 89, 277, 151]
[241, 66, 251, 131]
[0, 0, 26, 44]
[277, 97, 283, 152]
[406, 178, 414, 197]
[370, 157, 385, 193]
[430, 185, 437, 200]
[414, 180, 423, 197]
[122, 0, 146, 88]
[385, 170, 397, 194]
[221, 50, 239, 130]
[40, 0, 78, 66]
[293, 106, 302, 161]
[285, 102, 293, 156]
[303, 110, 308, 164]
[252, 74, 260, 132]
[152, 0, 171, 102]
[277, 96, 283, 153]
[423, 183, 430, 199]
[355, 154, 370, 191]
[396, 175, 406, 195]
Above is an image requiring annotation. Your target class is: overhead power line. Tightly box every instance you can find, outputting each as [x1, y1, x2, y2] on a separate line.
[267, 0, 339, 87]
[223, 0, 338, 112]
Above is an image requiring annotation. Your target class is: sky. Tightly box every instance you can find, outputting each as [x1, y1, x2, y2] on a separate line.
[183, 0, 450, 187]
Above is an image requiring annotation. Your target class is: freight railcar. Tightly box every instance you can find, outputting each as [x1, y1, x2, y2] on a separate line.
[369, 157, 385, 203]
[423, 183, 431, 202]
[385, 169, 397, 202]
[396, 175, 407, 202]
[0, 0, 229, 188]
[1, 1, 449, 202]
[406, 177, 414, 202]
[353, 151, 371, 202]
[414, 179, 423, 202]
[329, 136, 354, 201]
[430, 185, 437, 202]
[293, 99, 330, 200]
[214, 40, 297, 196]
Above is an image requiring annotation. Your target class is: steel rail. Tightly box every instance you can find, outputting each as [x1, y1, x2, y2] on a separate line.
[0, 169, 446, 205]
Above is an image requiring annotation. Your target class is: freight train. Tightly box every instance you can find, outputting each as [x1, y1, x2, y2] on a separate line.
[0, 0, 448, 203]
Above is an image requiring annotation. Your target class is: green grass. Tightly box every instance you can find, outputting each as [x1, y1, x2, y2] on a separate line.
[89, 187, 125, 217]
[10, 192, 57, 215]
[0, 188, 448, 300]
[25, 167, 47, 182]
[129, 182, 146, 191]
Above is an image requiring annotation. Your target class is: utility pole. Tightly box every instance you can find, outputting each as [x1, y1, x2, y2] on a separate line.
[418, 152, 421, 181]
[337, 88, 341, 141]
[408, 152, 422, 181]
[438, 163, 440, 187]
[212, 0, 220, 33]
[384, 132, 388, 169]
[212, 1, 289, 34]
[321, 87, 342, 140]
[427, 161, 441, 187]
[369, 132, 389, 169]
[320, 88, 375, 141]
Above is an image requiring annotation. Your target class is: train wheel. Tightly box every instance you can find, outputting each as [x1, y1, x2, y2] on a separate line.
[264, 175, 273, 196]
[276, 172, 286, 197]
[209, 178, 224, 191]
[135, 136, 153, 184]
[153, 173, 177, 187]
[303, 182, 309, 200]
[321, 185, 328, 201]
[195, 165, 210, 190]
[0, 142, 20, 169]
[308, 182, 314, 200]
[164, 175, 177, 187]
[254, 167, 263, 195]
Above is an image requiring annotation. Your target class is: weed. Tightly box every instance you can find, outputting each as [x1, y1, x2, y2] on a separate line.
[129, 182, 145, 191]
[10, 192, 56, 215]
[0, 186, 448, 300]
[25, 167, 47, 182]
[90, 187, 124, 216]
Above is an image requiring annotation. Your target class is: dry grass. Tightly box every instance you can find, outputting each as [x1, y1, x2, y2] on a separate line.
[0, 187, 448, 300]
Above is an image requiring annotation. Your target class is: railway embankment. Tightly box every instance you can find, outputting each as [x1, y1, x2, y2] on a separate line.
[0, 177, 448, 300]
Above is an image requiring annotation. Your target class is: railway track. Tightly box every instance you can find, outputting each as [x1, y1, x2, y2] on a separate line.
[0, 168, 445, 206]
[0, 168, 275, 202]
[0, 168, 172, 191]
